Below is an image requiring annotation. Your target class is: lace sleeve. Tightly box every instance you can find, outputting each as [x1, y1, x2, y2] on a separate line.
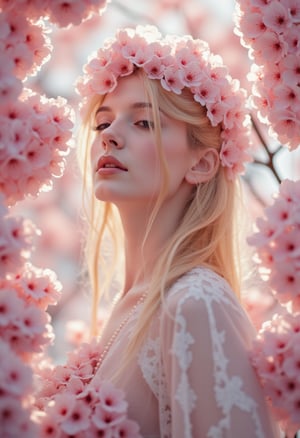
[159, 268, 280, 438]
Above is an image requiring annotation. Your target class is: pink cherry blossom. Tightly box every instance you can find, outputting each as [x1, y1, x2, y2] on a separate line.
[113, 418, 142, 437]
[239, 11, 267, 39]
[268, 109, 299, 148]
[248, 216, 276, 247]
[120, 37, 145, 61]
[160, 65, 184, 94]
[0, 207, 37, 277]
[6, 43, 34, 80]
[281, 54, 300, 86]
[24, 20, 52, 72]
[85, 57, 108, 75]
[284, 0, 300, 21]
[282, 344, 300, 378]
[252, 30, 288, 64]
[192, 78, 219, 106]
[110, 56, 134, 77]
[263, 0, 291, 32]
[263, 64, 282, 88]
[64, 376, 85, 395]
[280, 179, 300, 203]
[1, 355, 32, 396]
[16, 264, 62, 309]
[149, 40, 171, 60]
[176, 46, 198, 67]
[47, 0, 87, 27]
[1, 10, 29, 44]
[248, 179, 300, 311]
[16, 304, 50, 336]
[0, 396, 34, 438]
[95, 380, 128, 414]
[49, 392, 75, 423]
[92, 403, 125, 429]
[0, 288, 23, 325]
[37, 412, 61, 438]
[206, 100, 230, 126]
[179, 62, 203, 87]
[143, 55, 165, 80]
[89, 70, 118, 94]
[220, 139, 243, 169]
[0, 57, 22, 103]
[284, 26, 300, 53]
[264, 197, 293, 226]
[273, 83, 299, 110]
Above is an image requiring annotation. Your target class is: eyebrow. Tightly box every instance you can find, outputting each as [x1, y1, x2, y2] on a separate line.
[96, 102, 153, 114]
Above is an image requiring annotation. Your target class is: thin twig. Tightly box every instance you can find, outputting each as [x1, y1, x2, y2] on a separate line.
[251, 115, 282, 184]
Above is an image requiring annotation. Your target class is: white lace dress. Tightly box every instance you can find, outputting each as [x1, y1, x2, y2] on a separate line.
[95, 267, 280, 437]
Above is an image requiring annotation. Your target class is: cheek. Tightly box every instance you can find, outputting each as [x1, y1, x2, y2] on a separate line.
[163, 132, 189, 163]
[138, 140, 159, 169]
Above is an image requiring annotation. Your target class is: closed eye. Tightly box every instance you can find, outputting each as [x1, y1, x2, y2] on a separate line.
[135, 120, 154, 129]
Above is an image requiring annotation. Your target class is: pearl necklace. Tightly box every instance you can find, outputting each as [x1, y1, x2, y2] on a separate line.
[94, 292, 147, 374]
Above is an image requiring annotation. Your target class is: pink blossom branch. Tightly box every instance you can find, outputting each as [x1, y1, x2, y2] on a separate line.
[251, 115, 282, 185]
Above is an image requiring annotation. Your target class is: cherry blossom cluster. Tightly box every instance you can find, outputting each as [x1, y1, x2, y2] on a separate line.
[0, 1, 110, 436]
[0, 260, 62, 437]
[251, 311, 300, 437]
[248, 179, 300, 312]
[76, 25, 253, 180]
[0, 339, 38, 438]
[1, 3, 77, 206]
[0, 0, 109, 28]
[34, 340, 141, 437]
[234, 0, 300, 150]
[0, 200, 38, 276]
[0, 92, 74, 206]
[0, 264, 61, 356]
[0, 9, 52, 84]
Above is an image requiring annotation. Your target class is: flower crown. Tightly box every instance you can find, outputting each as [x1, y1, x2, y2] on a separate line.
[76, 25, 252, 180]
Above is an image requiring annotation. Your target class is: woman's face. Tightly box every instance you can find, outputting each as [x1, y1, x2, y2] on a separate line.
[90, 74, 195, 207]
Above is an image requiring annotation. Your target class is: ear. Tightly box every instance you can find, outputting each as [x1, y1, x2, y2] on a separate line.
[185, 148, 220, 185]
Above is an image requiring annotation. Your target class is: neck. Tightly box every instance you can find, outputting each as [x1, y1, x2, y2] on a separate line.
[116, 196, 188, 294]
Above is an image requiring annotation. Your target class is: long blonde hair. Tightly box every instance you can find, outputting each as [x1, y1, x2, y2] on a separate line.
[78, 69, 241, 352]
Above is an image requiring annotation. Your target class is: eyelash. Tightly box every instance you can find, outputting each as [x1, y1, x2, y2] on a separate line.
[93, 122, 110, 132]
[135, 120, 154, 129]
[93, 120, 155, 131]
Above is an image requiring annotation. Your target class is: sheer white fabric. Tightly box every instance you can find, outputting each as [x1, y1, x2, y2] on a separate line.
[96, 267, 280, 437]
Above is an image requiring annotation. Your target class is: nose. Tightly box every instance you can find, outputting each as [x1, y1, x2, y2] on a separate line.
[101, 128, 124, 151]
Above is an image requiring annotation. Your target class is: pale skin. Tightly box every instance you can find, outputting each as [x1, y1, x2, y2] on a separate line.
[90, 74, 220, 343]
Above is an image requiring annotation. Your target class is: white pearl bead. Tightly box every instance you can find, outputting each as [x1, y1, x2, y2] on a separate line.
[94, 292, 147, 374]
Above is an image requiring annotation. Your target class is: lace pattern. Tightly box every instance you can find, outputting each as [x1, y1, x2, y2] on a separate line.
[138, 267, 272, 438]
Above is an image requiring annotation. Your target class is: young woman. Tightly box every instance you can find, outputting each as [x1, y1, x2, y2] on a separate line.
[77, 25, 280, 437]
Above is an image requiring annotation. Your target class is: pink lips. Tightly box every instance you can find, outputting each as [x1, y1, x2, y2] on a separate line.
[96, 155, 128, 175]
